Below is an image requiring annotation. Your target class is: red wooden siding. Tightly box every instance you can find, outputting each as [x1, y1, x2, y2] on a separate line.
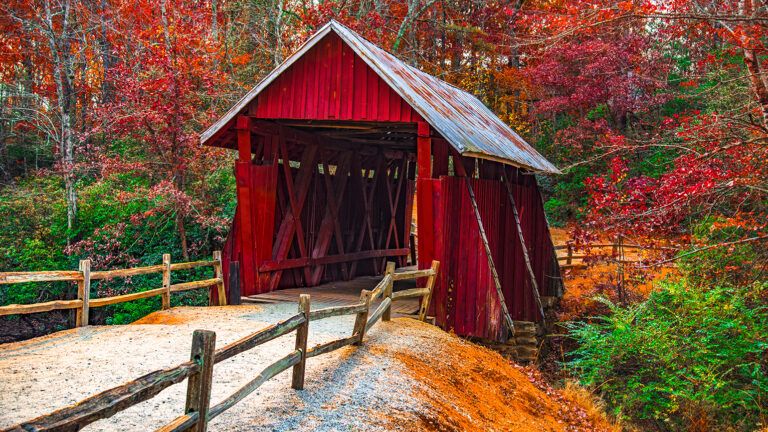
[429, 172, 558, 340]
[254, 33, 422, 123]
[222, 164, 278, 295]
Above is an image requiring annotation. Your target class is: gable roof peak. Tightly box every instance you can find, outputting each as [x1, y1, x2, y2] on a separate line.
[200, 20, 559, 174]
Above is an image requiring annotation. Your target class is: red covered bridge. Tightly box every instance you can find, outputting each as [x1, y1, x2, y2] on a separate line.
[201, 21, 562, 343]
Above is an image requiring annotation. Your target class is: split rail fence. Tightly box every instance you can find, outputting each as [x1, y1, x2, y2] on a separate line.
[4, 260, 440, 432]
[0, 251, 228, 326]
[555, 236, 677, 269]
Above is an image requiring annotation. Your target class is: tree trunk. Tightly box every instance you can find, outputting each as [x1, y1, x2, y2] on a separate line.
[98, 0, 115, 104]
[44, 0, 78, 243]
[176, 211, 189, 260]
[742, 48, 768, 128]
[211, 0, 218, 39]
[273, 0, 284, 66]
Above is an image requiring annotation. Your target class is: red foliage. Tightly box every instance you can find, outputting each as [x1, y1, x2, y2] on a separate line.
[521, 0, 768, 241]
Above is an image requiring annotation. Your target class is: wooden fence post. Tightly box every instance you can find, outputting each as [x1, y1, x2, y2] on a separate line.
[212, 251, 226, 306]
[617, 234, 625, 305]
[566, 243, 573, 265]
[76, 259, 91, 327]
[162, 254, 171, 310]
[229, 261, 241, 306]
[185, 330, 216, 432]
[352, 289, 372, 345]
[418, 260, 440, 322]
[292, 294, 310, 390]
[382, 262, 396, 322]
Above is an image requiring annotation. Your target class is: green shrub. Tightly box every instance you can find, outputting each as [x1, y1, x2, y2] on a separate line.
[566, 281, 768, 431]
[679, 217, 762, 288]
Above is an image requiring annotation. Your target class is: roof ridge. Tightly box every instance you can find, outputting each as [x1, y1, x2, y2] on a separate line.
[329, 21, 473, 97]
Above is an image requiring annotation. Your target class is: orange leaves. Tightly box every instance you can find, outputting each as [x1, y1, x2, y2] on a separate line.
[230, 53, 252, 66]
[616, 0, 634, 12]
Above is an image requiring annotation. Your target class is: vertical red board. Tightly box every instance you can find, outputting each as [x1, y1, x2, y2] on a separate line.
[378, 72, 389, 121]
[389, 89, 401, 121]
[236, 161, 256, 295]
[432, 139, 449, 178]
[330, 34, 342, 118]
[416, 123, 434, 273]
[305, 46, 318, 117]
[253, 33, 417, 123]
[367, 63, 379, 120]
[431, 179, 445, 322]
[251, 165, 278, 263]
[340, 43, 354, 119]
[318, 38, 330, 119]
[354, 51, 367, 120]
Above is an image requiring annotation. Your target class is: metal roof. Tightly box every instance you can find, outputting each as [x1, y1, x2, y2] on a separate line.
[200, 20, 559, 174]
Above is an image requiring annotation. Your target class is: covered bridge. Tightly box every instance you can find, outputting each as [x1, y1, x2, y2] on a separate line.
[201, 21, 563, 342]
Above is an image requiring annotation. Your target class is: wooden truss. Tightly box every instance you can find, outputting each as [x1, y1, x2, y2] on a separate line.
[232, 117, 413, 294]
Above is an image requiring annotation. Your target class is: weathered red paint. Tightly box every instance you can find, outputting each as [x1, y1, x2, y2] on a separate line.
[255, 33, 422, 123]
[428, 168, 559, 339]
[235, 116, 256, 293]
[416, 121, 435, 275]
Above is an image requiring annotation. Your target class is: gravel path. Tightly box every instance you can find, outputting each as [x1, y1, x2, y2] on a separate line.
[1, 302, 618, 432]
[0, 303, 425, 431]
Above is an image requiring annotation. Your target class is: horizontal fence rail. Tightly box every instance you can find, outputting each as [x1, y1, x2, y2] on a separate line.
[554, 237, 679, 268]
[0, 271, 83, 284]
[3, 260, 441, 432]
[0, 251, 228, 324]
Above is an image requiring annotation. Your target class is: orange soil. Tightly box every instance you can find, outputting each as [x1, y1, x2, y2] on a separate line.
[131, 311, 190, 325]
[131, 304, 264, 325]
[382, 320, 619, 432]
[551, 227, 679, 320]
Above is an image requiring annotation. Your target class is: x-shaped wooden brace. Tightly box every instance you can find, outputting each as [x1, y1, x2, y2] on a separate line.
[383, 158, 407, 251]
[268, 136, 318, 289]
[308, 150, 352, 285]
[348, 154, 386, 278]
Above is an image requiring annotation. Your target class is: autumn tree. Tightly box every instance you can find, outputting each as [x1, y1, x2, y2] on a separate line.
[96, 0, 232, 259]
[0, 0, 103, 242]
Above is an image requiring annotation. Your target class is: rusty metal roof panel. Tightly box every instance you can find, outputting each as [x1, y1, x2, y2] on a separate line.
[200, 20, 559, 174]
[332, 23, 558, 174]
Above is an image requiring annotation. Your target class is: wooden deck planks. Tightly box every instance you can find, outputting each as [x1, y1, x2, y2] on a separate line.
[243, 275, 420, 316]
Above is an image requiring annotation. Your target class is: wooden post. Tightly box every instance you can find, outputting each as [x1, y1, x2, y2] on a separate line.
[229, 261, 241, 306]
[617, 234, 625, 305]
[162, 254, 171, 310]
[213, 251, 226, 306]
[235, 115, 256, 295]
[76, 259, 90, 327]
[566, 244, 573, 265]
[292, 294, 310, 390]
[418, 260, 440, 322]
[352, 289, 372, 345]
[185, 330, 216, 432]
[416, 121, 434, 270]
[382, 261, 396, 321]
[416, 122, 432, 179]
